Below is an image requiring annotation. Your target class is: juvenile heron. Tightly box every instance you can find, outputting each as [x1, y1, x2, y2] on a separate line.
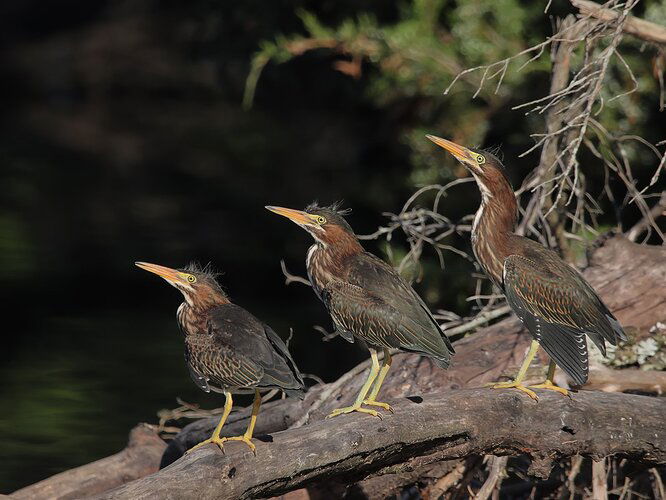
[427, 135, 626, 399]
[266, 203, 454, 418]
[136, 261, 304, 453]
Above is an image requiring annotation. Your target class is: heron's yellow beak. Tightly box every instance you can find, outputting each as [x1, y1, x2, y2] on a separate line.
[135, 262, 187, 284]
[426, 134, 482, 172]
[265, 206, 319, 227]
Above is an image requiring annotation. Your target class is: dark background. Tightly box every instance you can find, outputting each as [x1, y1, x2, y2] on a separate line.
[1, 0, 662, 493]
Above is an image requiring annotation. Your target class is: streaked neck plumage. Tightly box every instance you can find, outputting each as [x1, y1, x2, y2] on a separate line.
[470, 173, 518, 288]
[176, 290, 229, 336]
[306, 229, 363, 300]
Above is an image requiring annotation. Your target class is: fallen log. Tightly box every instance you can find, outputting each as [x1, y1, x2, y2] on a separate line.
[10, 424, 166, 500]
[97, 390, 666, 500]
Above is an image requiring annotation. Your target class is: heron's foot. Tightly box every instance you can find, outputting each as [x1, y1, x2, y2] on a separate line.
[225, 435, 257, 455]
[326, 404, 382, 419]
[529, 380, 569, 397]
[187, 434, 256, 455]
[186, 436, 228, 454]
[486, 380, 539, 401]
[362, 399, 394, 413]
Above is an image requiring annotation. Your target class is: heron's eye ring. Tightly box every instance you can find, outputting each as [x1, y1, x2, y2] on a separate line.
[476, 155, 485, 164]
[316, 216, 326, 224]
[187, 275, 196, 283]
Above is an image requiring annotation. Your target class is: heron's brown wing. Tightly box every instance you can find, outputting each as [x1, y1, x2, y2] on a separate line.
[185, 334, 263, 390]
[321, 253, 453, 366]
[503, 253, 625, 385]
[198, 304, 304, 393]
[187, 363, 212, 393]
[348, 253, 454, 354]
[261, 323, 306, 396]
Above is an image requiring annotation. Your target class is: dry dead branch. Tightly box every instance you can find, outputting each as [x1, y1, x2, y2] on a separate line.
[572, 0, 666, 45]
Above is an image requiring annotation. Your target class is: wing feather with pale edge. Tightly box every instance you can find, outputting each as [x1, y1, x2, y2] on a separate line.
[503, 253, 625, 385]
[322, 252, 454, 367]
[186, 304, 304, 393]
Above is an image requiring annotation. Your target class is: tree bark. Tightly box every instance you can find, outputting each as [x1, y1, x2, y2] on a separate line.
[96, 390, 666, 500]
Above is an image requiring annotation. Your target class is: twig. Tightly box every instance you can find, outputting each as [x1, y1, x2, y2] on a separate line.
[443, 305, 512, 338]
[568, 455, 584, 499]
[592, 458, 608, 500]
[475, 456, 508, 500]
[280, 259, 311, 286]
[571, 0, 666, 45]
[651, 467, 666, 500]
[626, 191, 666, 242]
[428, 460, 469, 498]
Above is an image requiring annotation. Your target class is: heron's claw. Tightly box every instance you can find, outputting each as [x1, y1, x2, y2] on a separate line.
[486, 380, 539, 401]
[529, 380, 570, 397]
[363, 399, 393, 413]
[187, 435, 256, 455]
[187, 436, 228, 454]
[326, 404, 382, 419]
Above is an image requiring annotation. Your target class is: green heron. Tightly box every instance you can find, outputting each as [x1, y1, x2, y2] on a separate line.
[266, 203, 454, 418]
[427, 135, 627, 399]
[135, 262, 305, 453]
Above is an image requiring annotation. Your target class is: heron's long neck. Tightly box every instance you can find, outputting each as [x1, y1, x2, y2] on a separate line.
[307, 236, 362, 300]
[176, 292, 228, 335]
[471, 179, 518, 287]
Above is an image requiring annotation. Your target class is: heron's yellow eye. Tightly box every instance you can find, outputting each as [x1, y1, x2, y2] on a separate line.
[316, 216, 326, 225]
[475, 154, 486, 164]
[187, 275, 197, 283]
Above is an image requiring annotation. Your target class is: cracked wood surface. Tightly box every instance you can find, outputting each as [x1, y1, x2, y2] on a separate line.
[97, 390, 666, 500]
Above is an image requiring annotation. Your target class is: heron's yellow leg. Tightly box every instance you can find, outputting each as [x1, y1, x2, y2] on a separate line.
[529, 361, 569, 397]
[363, 349, 393, 412]
[225, 389, 261, 454]
[486, 340, 540, 401]
[327, 349, 382, 419]
[188, 391, 234, 453]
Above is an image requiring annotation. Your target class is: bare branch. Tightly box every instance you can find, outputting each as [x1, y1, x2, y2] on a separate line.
[279, 259, 311, 287]
[572, 0, 666, 45]
[626, 191, 666, 242]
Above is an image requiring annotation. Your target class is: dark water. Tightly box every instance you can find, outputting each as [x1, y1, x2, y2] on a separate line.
[0, 301, 367, 492]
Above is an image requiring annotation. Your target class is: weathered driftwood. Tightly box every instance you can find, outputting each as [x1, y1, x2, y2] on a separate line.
[12, 236, 666, 498]
[10, 424, 165, 500]
[586, 367, 666, 394]
[97, 390, 666, 500]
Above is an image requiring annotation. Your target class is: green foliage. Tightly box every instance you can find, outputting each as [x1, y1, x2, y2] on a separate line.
[245, 0, 663, 191]
[244, 0, 554, 184]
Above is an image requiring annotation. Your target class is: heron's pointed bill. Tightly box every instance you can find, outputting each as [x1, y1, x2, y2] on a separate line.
[135, 262, 186, 284]
[265, 206, 318, 227]
[426, 135, 471, 161]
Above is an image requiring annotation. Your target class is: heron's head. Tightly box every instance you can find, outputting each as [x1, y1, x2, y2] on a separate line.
[265, 202, 360, 250]
[135, 261, 227, 307]
[426, 135, 512, 199]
